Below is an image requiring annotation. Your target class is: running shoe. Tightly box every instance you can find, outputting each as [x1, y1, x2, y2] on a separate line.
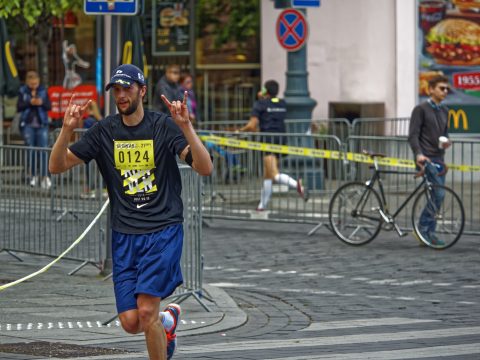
[164, 303, 181, 360]
[297, 178, 308, 201]
[429, 233, 445, 246]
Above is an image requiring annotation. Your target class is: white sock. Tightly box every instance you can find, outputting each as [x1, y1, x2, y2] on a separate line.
[160, 311, 174, 331]
[258, 179, 273, 209]
[274, 173, 297, 189]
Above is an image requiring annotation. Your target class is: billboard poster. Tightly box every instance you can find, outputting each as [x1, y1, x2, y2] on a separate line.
[152, 1, 190, 56]
[418, 0, 480, 134]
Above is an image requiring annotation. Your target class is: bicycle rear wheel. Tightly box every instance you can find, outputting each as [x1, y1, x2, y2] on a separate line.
[329, 182, 383, 245]
[412, 184, 464, 249]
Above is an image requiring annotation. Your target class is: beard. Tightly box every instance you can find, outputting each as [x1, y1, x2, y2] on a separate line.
[116, 89, 141, 116]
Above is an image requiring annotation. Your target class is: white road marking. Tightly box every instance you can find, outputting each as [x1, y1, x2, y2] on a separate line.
[299, 273, 318, 277]
[324, 275, 344, 279]
[0, 319, 203, 332]
[301, 317, 439, 332]
[433, 282, 452, 286]
[261, 343, 480, 360]
[209, 282, 256, 288]
[179, 327, 480, 354]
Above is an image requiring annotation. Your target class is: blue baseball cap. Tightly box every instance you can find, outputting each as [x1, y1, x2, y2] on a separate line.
[105, 64, 146, 91]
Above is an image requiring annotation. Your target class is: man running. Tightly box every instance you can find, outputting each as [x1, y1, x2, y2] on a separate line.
[49, 64, 213, 360]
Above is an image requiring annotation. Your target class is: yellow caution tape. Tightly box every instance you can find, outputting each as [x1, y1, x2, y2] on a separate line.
[0, 199, 110, 292]
[200, 135, 480, 172]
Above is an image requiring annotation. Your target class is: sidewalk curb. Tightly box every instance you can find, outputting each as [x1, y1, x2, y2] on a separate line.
[180, 284, 247, 337]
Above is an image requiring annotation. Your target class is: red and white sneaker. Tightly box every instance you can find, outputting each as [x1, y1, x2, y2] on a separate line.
[164, 303, 181, 360]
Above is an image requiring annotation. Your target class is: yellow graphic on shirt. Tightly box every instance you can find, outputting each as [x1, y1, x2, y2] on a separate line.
[114, 140, 155, 170]
[122, 169, 158, 195]
[114, 140, 157, 196]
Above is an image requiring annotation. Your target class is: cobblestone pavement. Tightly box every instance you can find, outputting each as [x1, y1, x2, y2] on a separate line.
[176, 219, 480, 360]
[1, 219, 479, 359]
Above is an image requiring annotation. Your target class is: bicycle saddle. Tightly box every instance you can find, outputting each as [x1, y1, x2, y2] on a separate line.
[362, 150, 387, 158]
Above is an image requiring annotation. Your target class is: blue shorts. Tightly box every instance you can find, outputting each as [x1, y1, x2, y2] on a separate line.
[112, 224, 184, 314]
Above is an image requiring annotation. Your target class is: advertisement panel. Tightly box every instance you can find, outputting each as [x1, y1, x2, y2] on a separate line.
[152, 0, 190, 56]
[418, 0, 480, 134]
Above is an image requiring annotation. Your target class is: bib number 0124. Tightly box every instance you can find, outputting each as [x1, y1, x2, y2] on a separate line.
[114, 140, 155, 170]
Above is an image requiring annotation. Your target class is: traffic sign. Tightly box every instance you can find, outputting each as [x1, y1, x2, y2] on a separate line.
[84, 0, 139, 15]
[276, 9, 308, 52]
[292, 0, 321, 7]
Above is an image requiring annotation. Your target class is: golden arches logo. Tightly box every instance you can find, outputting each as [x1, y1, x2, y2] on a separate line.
[448, 109, 468, 130]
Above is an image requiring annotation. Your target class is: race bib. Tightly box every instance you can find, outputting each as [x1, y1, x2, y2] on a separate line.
[114, 140, 155, 170]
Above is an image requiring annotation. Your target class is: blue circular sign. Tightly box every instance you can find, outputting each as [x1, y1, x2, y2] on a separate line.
[276, 9, 308, 52]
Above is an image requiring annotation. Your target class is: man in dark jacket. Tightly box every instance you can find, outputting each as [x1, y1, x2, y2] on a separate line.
[408, 74, 451, 246]
[153, 64, 182, 113]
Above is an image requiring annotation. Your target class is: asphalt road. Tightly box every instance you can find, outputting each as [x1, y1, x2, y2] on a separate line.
[179, 219, 480, 359]
[0, 219, 478, 359]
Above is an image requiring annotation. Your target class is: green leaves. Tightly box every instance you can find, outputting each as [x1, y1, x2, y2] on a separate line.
[197, 0, 259, 50]
[0, 0, 83, 27]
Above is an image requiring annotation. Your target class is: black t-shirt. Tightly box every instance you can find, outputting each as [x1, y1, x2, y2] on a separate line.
[70, 111, 188, 234]
[251, 98, 287, 133]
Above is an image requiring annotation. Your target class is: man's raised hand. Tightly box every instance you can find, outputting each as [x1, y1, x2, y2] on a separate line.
[63, 95, 91, 130]
[161, 91, 190, 127]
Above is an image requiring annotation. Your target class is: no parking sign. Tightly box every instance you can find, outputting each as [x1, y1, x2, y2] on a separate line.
[276, 9, 308, 52]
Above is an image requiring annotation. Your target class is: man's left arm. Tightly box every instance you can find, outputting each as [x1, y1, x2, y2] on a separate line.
[162, 91, 213, 176]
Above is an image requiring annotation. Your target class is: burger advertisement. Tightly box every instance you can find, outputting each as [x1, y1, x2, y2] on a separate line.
[418, 0, 480, 133]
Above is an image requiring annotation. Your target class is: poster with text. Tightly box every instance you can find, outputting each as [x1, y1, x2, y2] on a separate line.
[418, 0, 480, 133]
[152, 0, 190, 56]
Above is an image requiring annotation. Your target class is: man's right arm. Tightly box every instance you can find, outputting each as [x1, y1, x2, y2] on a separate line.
[49, 128, 84, 174]
[49, 96, 91, 174]
[408, 105, 429, 165]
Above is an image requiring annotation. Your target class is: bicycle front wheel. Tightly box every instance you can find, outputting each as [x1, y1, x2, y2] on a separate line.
[329, 182, 383, 245]
[412, 184, 465, 250]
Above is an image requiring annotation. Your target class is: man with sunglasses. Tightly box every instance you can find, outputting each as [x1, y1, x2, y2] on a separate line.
[408, 75, 451, 246]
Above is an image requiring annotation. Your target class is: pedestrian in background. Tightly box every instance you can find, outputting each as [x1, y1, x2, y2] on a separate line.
[153, 64, 182, 114]
[49, 64, 213, 360]
[238, 80, 306, 210]
[408, 74, 451, 246]
[180, 72, 198, 125]
[17, 70, 52, 189]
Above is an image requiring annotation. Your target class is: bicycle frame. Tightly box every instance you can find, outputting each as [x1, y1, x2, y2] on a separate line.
[362, 158, 428, 222]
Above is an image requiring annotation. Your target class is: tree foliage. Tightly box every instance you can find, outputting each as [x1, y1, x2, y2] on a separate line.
[0, 0, 83, 31]
[197, 0, 260, 49]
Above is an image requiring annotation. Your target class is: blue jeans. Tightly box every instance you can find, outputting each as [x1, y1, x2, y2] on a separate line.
[22, 126, 49, 177]
[419, 160, 446, 235]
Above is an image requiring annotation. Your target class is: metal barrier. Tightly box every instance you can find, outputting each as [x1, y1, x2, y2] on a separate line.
[197, 118, 352, 139]
[201, 131, 345, 233]
[175, 164, 206, 308]
[0, 145, 107, 271]
[352, 117, 410, 137]
[346, 136, 480, 234]
[0, 145, 206, 302]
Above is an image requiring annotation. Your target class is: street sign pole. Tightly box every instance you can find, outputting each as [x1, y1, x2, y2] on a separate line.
[276, 8, 317, 132]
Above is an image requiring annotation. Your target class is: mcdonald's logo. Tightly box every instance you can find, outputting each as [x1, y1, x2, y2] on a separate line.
[448, 109, 469, 130]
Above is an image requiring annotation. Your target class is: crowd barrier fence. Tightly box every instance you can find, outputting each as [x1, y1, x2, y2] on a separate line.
[0, 145, 205, 305]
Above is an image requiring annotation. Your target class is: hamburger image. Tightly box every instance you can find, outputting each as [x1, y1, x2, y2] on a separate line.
[425, 19, 480, 66]
[160, 7, 175, 27]
[419, 71, 444, 96]
[452, 0, 480, 13]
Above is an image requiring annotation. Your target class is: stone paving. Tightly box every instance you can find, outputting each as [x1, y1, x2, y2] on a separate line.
[1, 219, 479, 359]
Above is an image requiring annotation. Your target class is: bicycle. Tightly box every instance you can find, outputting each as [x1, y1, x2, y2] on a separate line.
[328, 150, 465, 249]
